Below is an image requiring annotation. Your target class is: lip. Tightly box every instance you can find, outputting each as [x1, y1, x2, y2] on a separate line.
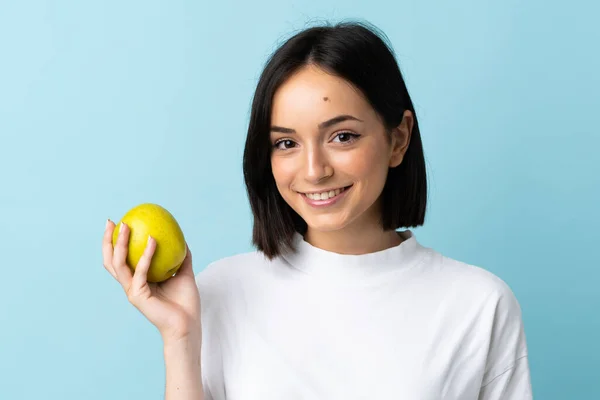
[299, 185, 353, 208]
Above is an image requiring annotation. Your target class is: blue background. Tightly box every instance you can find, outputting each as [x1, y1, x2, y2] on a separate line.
[1, 1, 598, 399]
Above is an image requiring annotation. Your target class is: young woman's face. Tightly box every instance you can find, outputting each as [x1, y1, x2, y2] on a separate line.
[270, 64, 412, 234]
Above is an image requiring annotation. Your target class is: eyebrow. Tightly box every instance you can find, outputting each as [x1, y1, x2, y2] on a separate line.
[270, 114, 363, 134]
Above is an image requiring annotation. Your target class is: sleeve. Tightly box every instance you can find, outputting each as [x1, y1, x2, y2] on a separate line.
[478, 280, 533, 399]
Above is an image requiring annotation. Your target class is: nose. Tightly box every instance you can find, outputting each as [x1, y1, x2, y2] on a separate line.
[304, 144, 333, 184]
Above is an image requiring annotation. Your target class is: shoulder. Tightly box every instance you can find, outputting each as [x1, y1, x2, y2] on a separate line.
[196, 251, 267, 282]
[194, 250, 271, 306]
[195, 250, 269, 287]
[427, 249, 529, 369]
[423, 249, 530, 379]
[424, 249, 523, 314]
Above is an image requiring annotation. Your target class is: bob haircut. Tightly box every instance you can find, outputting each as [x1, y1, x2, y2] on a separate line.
[243, 20, 427, 259]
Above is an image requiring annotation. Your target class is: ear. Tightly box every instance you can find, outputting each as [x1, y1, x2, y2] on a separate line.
[389, 110, 414, 168]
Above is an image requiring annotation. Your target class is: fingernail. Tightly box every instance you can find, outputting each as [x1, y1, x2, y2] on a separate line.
[147, 235, 153, 245]
[120, 222, 126, 234]
[106, 219, 110, 229]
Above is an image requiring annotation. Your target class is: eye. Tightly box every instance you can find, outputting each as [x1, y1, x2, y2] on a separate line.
[332, 131, 360, 144]
[274, 139, 297, 150]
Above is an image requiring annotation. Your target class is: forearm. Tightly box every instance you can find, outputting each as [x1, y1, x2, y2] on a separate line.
[163, 333, 204, 400]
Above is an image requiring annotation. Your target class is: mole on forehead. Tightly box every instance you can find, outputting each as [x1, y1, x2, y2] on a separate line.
[323, 96, 329, 101]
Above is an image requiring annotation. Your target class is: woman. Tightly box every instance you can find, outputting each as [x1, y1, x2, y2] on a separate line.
[102, 21, 532, 399]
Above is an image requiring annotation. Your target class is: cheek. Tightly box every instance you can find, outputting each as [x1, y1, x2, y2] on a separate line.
[335, 145, 387, 181]
[271, 157, 295, 188]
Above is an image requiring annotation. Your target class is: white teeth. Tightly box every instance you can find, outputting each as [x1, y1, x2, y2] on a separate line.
[305, 187, 346, 200]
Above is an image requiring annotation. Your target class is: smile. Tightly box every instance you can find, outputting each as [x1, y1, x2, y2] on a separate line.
[299, 185, 353, 207]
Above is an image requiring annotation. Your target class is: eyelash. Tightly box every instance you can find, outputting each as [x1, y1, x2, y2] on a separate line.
[273, 131, 361, 150]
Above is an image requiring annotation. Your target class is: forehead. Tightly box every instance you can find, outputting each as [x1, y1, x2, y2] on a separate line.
[271, 65, 372, 124]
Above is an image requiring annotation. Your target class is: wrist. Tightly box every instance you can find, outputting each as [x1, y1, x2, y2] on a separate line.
[163, 336, 201, 365]
[162, 327, 201, 348]
[161, 317, 202, 344]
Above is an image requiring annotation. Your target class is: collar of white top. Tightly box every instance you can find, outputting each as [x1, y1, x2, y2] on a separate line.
[280, 230, 428, 280]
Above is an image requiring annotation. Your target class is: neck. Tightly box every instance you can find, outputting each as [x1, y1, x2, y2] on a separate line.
[304, 218, 404, 255]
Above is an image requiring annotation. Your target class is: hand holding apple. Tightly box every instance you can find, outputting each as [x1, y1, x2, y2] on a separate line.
[102, 203, 201, 343]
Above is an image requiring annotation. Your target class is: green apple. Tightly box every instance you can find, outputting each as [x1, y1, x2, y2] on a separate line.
[112, 203, 186, 282]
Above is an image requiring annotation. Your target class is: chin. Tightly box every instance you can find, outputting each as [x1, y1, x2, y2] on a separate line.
[302, 216, 352, 233]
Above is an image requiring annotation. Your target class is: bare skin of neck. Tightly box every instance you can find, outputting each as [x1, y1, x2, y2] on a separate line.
[303, 206, 405, 255]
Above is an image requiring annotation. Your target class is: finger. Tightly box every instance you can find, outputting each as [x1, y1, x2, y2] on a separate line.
[102, 219, 117, 279]
[175, 243, 194, 277]
[131, 235, 157, 289]
[112, 222, 133, 288]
